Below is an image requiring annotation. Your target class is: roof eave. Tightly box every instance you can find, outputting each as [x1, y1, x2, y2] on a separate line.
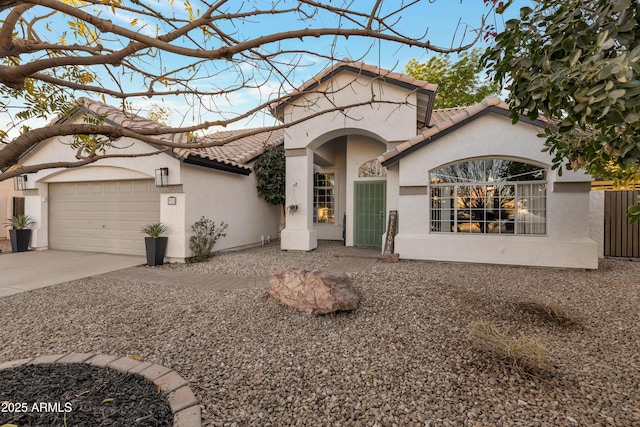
[182, 155, 252, 176]
[380, 105, 548, 167]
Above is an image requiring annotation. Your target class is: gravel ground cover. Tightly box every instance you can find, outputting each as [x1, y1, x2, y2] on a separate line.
[1, 242, 639, 426]
[163, 241, 343, 276]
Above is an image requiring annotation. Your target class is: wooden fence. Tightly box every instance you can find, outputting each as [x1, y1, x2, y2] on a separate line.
[604, 190, 640, 258]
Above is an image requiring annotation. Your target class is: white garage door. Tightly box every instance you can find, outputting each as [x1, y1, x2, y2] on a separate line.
[49, 180, 160, 256]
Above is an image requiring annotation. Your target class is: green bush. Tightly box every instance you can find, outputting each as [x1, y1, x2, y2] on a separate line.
[188, 216, 228, 263]
[141, 223, 168, 238]
[4, 215, 35, 230]
[255, 146, 285, 206]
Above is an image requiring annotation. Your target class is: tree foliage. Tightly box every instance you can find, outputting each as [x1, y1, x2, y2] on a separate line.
[0, 1, 495, 180]
[255, 146, 286, 207]
[484, 0, 640, 182]
[405, 49, 501, 109]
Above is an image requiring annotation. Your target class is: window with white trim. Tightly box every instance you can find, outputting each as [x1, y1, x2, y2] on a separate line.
[314, 172, 335, 224]
[430, 159, 546, 235]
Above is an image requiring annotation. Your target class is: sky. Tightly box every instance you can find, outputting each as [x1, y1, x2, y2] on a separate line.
[0, 0, 531, 135]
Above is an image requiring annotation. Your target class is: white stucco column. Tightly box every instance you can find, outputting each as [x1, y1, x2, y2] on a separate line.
[160, 186, 187, 262]
[24, 183, 48, 250]
[280, 148, 317, 251]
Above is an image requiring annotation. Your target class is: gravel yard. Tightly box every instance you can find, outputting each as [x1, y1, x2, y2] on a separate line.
[1, 242, 639, 426]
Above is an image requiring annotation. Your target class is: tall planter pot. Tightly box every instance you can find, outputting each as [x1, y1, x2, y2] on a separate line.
[9, 229, 31, 253]
[145, 236, 168, 266]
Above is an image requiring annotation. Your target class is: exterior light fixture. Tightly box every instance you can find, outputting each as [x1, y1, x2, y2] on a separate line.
[167, 196, 177, 205]
[155, 167, 169, 187]
[14, 174, 28, 191]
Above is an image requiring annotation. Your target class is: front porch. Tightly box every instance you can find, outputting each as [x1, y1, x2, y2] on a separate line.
[281, 134, 391, 251]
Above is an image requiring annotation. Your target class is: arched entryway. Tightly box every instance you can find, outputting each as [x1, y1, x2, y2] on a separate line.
[276, 61, 434, 252]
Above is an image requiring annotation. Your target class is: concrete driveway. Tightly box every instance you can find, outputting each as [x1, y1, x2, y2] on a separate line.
[0, 250, 145, 297]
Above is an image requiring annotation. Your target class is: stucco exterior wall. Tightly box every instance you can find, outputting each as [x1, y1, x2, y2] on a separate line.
[0, 177, 19, 240]
[281, 72, 419, 149]
[181, 163, 281, 257]
[281, 148, 317, 250]
[393, 113, 598, 269]
[589, 190, 605, 258]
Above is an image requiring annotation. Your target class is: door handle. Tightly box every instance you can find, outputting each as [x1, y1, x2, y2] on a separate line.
[379, 211, 384, 218]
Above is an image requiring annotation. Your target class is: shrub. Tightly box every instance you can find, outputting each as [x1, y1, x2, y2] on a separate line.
[5, 215, 35, 230]
[469, 320, 548, 375]
[141, 223, 168, 238]
[255, 145, 285, 206]
[188, 216, 228, 263]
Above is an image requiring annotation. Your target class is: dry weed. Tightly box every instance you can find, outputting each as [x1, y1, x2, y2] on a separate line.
[469, 320, 548, 375]
[517, 300, 577, 326]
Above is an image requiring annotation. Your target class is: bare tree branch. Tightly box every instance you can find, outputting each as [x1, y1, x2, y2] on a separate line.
[0, 91, 413, 172]
[0, 0, 491, 180]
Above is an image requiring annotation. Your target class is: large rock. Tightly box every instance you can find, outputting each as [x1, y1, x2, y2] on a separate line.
[269, 269, 360, 315]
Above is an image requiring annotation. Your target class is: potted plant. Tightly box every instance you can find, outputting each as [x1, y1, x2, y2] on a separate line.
[4, 215, 35, 253]
[141, 223, 169, 266]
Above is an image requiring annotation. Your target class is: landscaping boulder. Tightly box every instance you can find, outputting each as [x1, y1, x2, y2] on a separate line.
[269, 269, 360, 315]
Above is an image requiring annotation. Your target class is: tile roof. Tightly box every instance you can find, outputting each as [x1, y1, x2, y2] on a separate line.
[78, 99, 283, 172]
[378, 97, 512, 165]
[427, 106, 470, 127]
[174, 128, 284, 166]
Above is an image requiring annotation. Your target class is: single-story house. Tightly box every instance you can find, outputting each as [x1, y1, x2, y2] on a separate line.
[8, 60, 600, 268]
[273, 61, 598, 269]
[11, 99, 283, 261]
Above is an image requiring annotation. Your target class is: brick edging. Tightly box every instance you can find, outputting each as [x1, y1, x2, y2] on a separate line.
[0, 352, 201, 427]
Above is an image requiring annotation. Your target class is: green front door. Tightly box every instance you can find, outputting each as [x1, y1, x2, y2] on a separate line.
[354, 181, 386, 247]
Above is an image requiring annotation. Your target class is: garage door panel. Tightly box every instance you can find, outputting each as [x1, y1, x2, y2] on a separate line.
[118, 182, 133, 192]
[74, 201, 89, 212]
[90, 183, 104, 193]
[104, 184, 118, 194]
[119, 201, 133, 212]
[134, 200, 152, 212]
[104, 201, 118, 212]
[133, 181, 148, 190]
[49, 180, 160, 256]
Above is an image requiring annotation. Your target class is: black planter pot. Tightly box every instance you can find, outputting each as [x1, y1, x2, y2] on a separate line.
[145, 236, 168, 266]
[9, 229, 31, 253]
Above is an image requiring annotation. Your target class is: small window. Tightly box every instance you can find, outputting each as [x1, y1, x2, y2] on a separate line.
[314, 172, 335, 224]
[358, 159, 387, 178]
[429, 159, 546, 235]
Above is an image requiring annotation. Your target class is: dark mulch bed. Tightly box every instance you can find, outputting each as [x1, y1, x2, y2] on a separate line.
[0, 363, 173, 426]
